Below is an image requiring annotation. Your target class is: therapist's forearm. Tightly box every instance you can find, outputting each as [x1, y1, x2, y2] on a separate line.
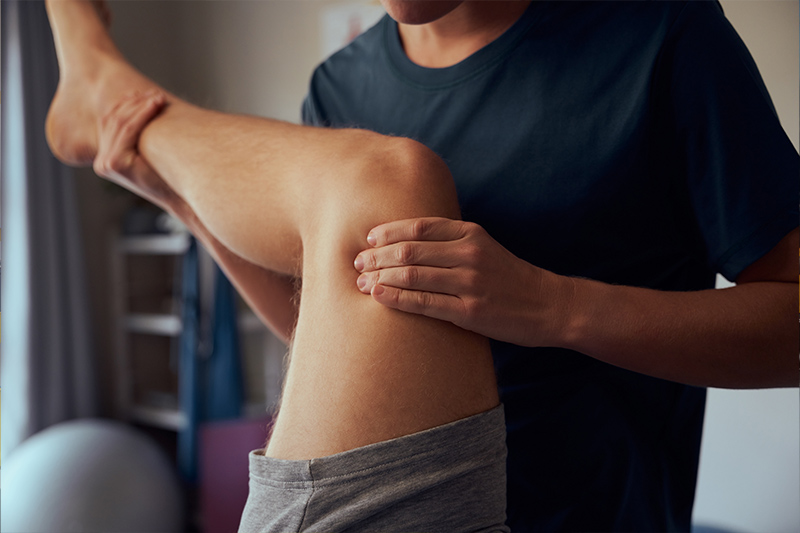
[558, 277, 798, 388]
[177, 204, 298, 345]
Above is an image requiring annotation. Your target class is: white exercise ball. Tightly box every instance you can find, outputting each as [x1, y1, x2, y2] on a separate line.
[1, 418, 183, 533]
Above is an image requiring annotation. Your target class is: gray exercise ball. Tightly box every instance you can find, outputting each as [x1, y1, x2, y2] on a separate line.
[1, 418, 183, 533]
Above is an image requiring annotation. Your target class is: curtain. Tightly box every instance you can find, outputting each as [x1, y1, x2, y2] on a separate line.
[1, 0, 97, 463]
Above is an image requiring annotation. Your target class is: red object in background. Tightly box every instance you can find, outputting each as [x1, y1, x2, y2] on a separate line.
[200, 417, 273, 533]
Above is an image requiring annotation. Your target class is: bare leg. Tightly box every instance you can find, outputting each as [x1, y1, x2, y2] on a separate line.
[46, 0, 156, 165]
[47, 0, 301, 340]
[46, 0, 499, 460]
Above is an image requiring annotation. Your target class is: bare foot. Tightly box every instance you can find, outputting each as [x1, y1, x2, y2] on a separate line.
[45, 0, 158, 166]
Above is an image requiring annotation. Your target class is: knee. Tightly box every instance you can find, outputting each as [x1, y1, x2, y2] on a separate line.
[300, 131, 461, 274]
[351, 133, 461, 222]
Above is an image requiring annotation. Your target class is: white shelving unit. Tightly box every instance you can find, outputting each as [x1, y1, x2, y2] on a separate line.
[117, 233, 192, 255]
[124, 314, 183, 336]
[110, 230, 285, 432]
[130, 405, 187, 431]
[110, 231, 191, 431]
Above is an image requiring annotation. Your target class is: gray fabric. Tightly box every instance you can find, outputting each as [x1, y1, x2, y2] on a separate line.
[0, 0, 97, 463]
[239, 405, 509, 533]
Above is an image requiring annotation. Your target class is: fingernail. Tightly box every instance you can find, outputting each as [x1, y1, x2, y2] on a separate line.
[354, 255, 364, 272]
[372, 285, 384, 296]
[357, 275, 368, 291]
[367, 233, 377, 246]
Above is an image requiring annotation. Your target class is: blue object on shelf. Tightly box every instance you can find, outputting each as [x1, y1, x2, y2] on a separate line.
[204, 264, 244, 421]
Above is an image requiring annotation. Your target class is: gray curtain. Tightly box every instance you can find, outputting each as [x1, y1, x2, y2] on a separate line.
[1, 0, 97, 463]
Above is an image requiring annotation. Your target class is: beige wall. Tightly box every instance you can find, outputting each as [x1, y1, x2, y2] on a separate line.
[722, 0, 799, 149]
[111, 0, 341, 122]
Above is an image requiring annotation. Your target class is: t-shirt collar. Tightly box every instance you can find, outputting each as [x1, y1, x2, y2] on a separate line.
[382, 1, 546, 90]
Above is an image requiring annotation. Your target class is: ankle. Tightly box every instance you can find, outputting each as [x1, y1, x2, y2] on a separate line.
[47, 0, 121, 65]
[58, 46, 115, 85]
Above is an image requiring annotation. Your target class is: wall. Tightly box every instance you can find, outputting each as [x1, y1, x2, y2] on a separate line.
[83, 1, 798, 530]
[112, 0, 343, 122]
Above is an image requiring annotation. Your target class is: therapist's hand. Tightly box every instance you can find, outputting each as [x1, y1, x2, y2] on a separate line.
[93, 89, 172, 206]
[353, 217, 573, 347]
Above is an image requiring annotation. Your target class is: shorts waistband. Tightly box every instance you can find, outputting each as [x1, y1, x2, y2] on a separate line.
[248, 404, 506, 488]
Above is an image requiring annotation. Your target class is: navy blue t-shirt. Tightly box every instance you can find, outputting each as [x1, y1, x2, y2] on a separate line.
[302, 1, 799, 531]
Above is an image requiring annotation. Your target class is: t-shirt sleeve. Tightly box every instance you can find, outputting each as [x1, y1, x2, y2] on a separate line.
[661, 1, 799, 282]
[301, 67, 325, 127]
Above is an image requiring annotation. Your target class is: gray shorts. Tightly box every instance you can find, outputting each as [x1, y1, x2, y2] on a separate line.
[238, 404, 509, 533]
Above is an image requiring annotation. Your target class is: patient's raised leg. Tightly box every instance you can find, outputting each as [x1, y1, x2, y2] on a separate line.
[45, 0, 500, 461]
[46, 0, 156, 166]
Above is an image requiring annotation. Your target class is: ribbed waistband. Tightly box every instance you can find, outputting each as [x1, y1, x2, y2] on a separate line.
[248, 404, 506, 488]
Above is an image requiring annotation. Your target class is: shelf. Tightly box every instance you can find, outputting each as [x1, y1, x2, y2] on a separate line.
[125, 313, 182, 336]
[130, 405, 187, 431]
[243, 402, 271, 419]
[131, 404, 268, 431]
[126, 313, 264, 336]
[117, 233, 190, 255]
[239, 312, 265, 333]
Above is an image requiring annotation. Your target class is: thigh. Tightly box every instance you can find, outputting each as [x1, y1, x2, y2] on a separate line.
[266, 137, 499, 460]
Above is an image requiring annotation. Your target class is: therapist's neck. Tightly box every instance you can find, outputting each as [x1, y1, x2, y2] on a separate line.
[398, 1, 531, 68]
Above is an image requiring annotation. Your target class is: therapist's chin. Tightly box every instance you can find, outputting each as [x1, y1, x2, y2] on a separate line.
[379, 0, 463, 25]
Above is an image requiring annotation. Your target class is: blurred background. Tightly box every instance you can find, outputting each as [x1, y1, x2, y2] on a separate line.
[1, 1, 798, 532]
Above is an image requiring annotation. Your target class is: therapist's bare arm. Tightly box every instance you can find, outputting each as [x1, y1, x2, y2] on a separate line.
[560, 227, 798, 388]
[189, 218, 298, 344]
[356, 217, 798, 388]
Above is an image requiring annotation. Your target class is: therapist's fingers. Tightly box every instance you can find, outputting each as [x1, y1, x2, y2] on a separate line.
[369, 284, 468, 328]
[366, 217, 469, 247]
[95, 91, 165, 177]
[357, 265, 465, 295]
[355, 240, 462, 272]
